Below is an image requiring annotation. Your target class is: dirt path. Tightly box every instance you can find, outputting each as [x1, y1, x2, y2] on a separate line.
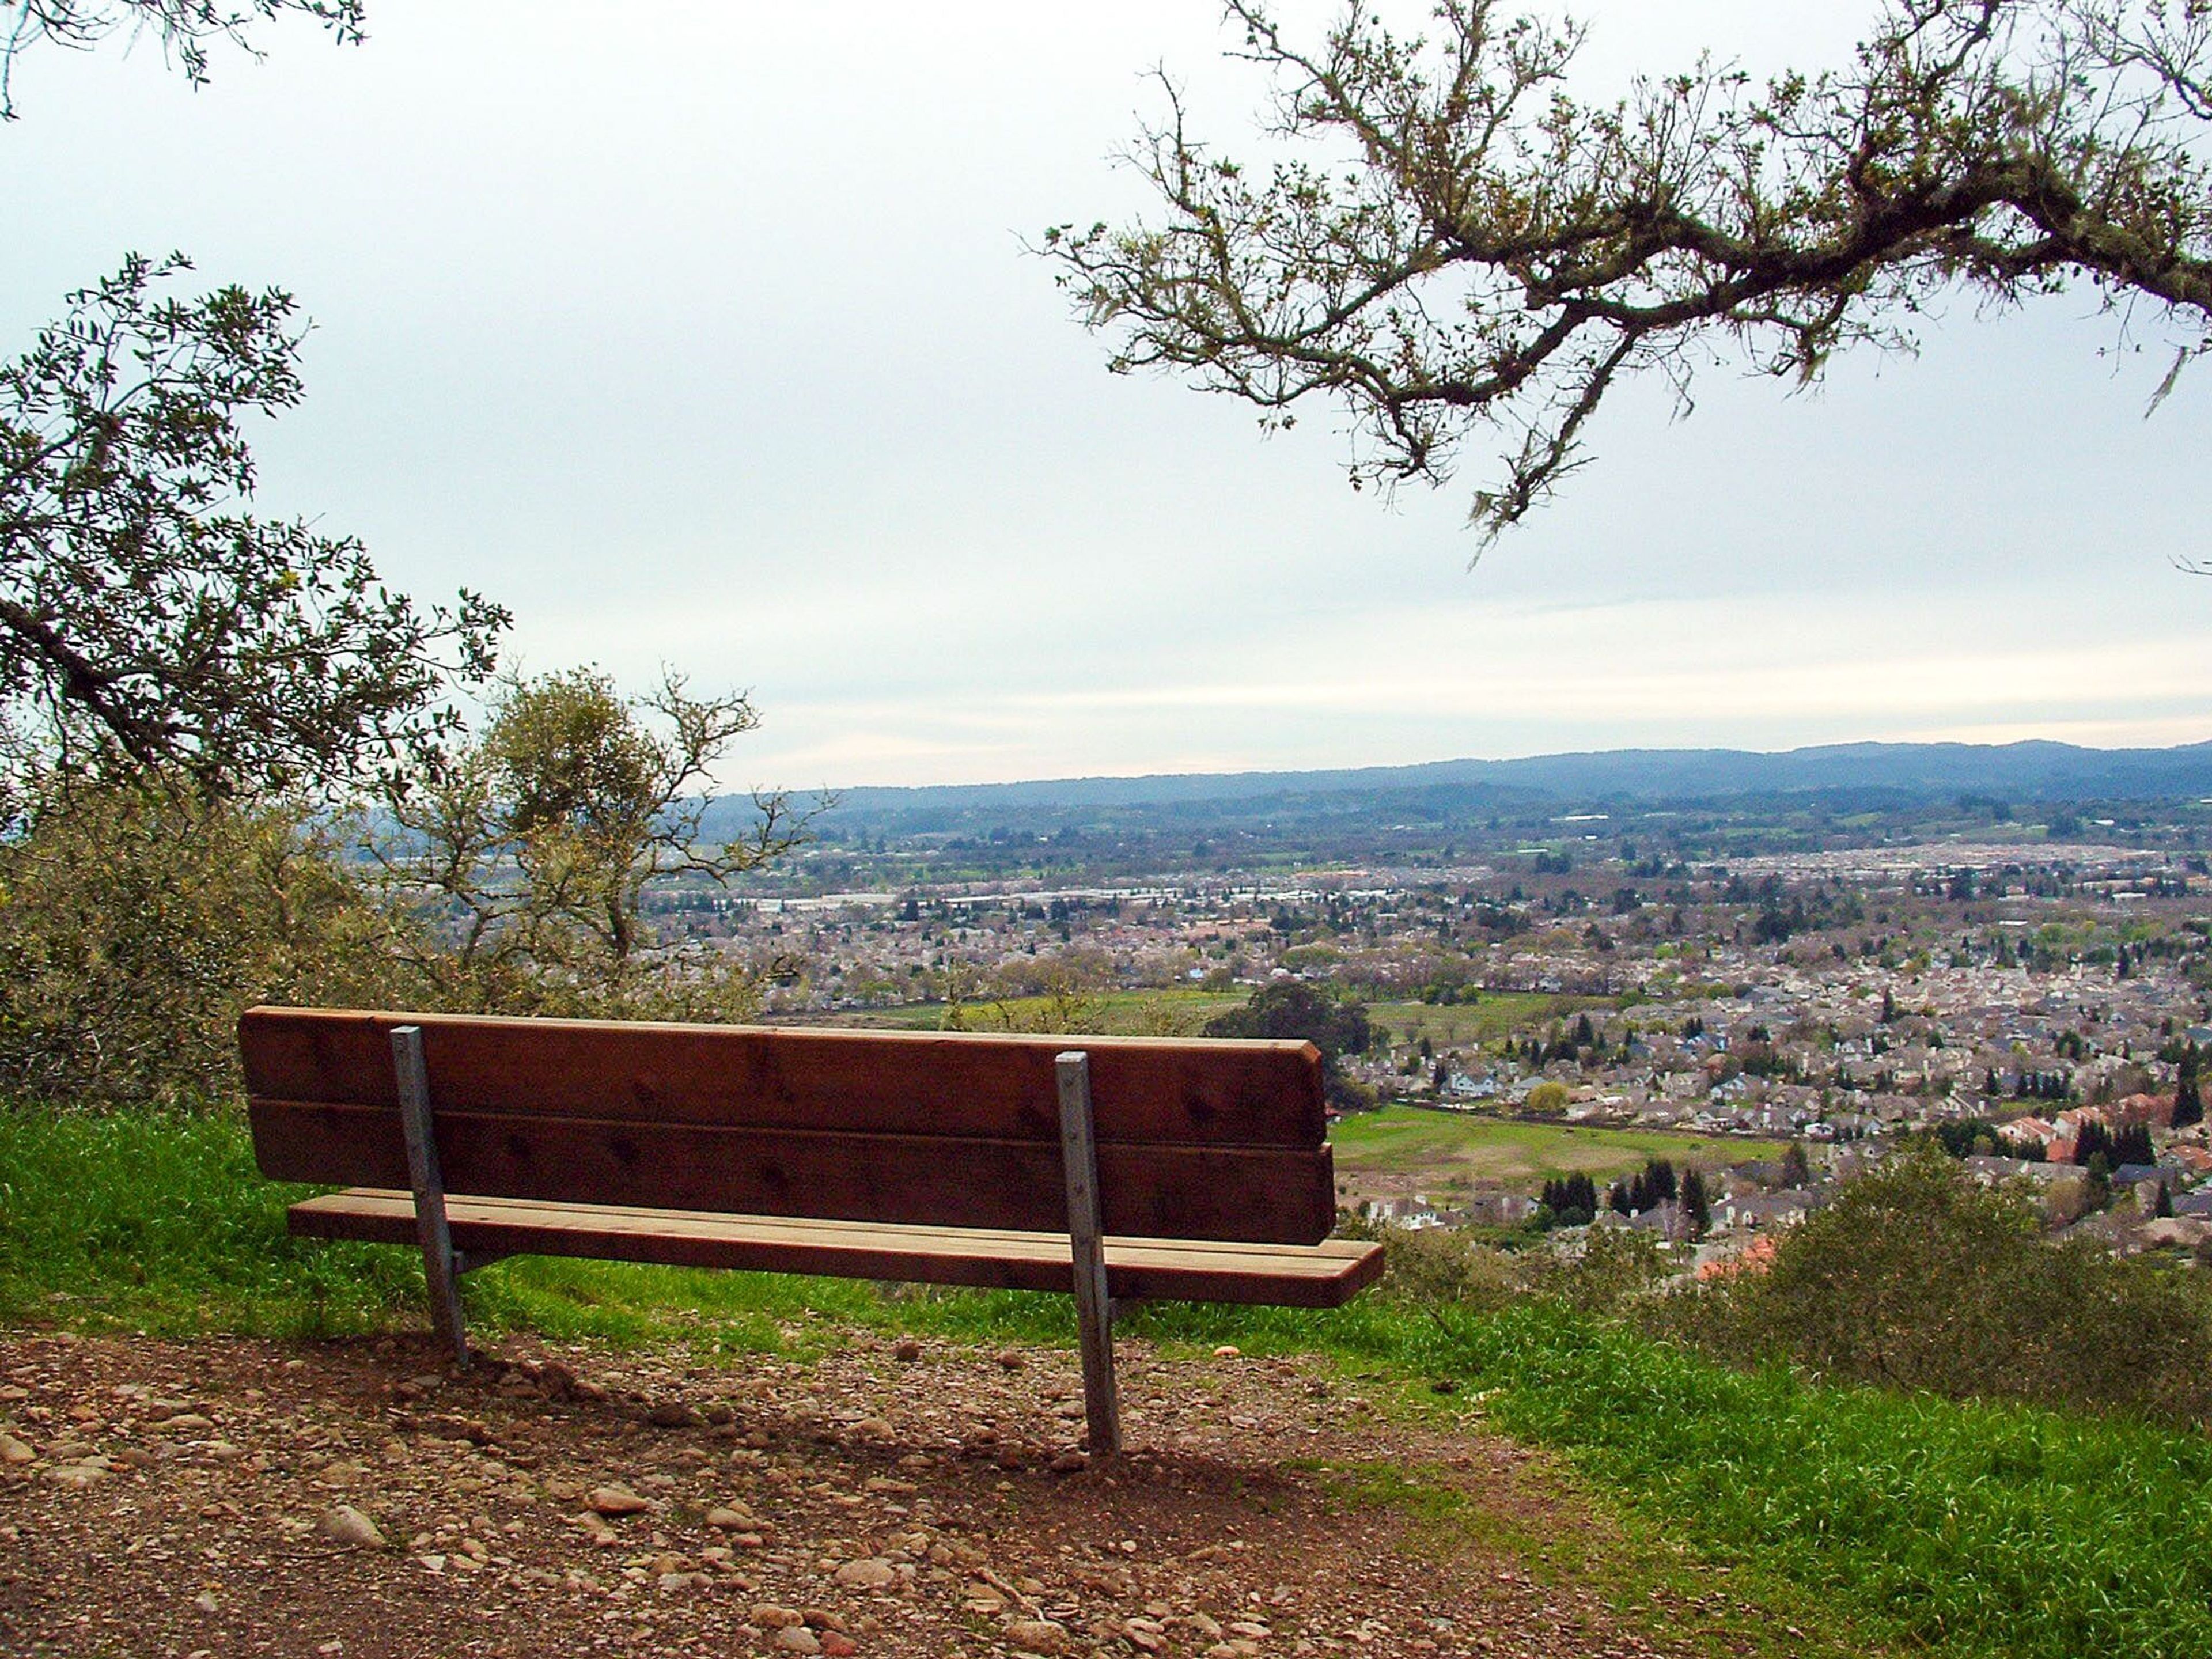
[2, 1328, 1720, 1658]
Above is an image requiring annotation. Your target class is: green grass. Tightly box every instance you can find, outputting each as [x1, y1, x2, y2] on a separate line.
[9, 1108, 2212, 1659]
[812, 987, 1247, 1035]
[1369, 992, 1619, 1050]
[1331, 1107, 1772, 1190]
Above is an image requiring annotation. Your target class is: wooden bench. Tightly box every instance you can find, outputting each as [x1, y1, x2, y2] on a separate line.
[240, 1006, 1384, 1453]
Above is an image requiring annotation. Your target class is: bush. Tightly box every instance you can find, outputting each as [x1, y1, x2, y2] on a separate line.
[1665, 1146, 2212, 1426]
[0, 782, 415, 1109]
[1377, 1224, 1522, 1313]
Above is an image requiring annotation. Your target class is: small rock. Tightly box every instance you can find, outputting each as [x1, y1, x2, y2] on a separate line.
[1048, 1451, 1089, 1475]
[773, 1628, 821, 1655]
[1005, 1618, 1068, 1654]
[893, 1338, 922, 1362]
[192, 1592, 221, 1614]
[995, 1350, 1025, 1372]
[0, 1434, 35, 1464]
[316, 1506, 387, 1549]
[43, 1463, 106, 1488]
[585, 1484, 652, 1517]
[802, 1608, 848, 1632]
[850, 1416, 893, 1440]
[751, 1604, 805, 1629]
[153, 1413, 214, 1434]
[646, 1402, 703, 1430]
[1212, 1345, 1241, 1359]
[819, 1634, 858, 1657]
[832, 1557, 899, 1589]
[706, 1504, 755, 1529]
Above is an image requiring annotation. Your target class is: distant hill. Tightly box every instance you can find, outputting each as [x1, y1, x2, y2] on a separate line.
[745, 740, 2212, 837]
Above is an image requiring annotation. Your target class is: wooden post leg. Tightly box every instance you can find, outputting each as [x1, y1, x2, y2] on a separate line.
[1055, 1050, 1120, 1458]
[392, 1025, 468, 1368]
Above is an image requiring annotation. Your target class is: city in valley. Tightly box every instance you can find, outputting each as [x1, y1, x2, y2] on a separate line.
[630, 768, 2212, 1274]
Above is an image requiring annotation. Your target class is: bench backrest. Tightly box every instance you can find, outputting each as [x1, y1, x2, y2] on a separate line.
[240, 1007, 1337, 1245]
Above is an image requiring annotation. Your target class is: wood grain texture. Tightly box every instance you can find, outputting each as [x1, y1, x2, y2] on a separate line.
[248, 1097, 1339, 1244]
[238, 1007, 1325, 1148]
[288, 1190, 1385, 1308]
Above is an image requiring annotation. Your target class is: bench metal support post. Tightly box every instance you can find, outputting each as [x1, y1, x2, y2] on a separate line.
[392, 1025, 469, 1368]
[1055, 1050, 1120, 1457]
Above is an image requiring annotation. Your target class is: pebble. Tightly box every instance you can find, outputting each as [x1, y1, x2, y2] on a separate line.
[893, 1338, 922, 1362]
[315, 1506, 387, 1550]
[773, 1628, 821, 1654]
[0, 1434, 34, 1464]
[585, 1484, 653, 1516]
[153, 1412, 214, 1434]
[646, 1403, 703, 1429]
[1213, 1346, 1241, 1359]
[995, 1350, 1026, 1372]
[819, 1634, 858, 1657]
[1005, 1618, 1069, 1654]
[752, 1604, 805, 1629]
[1048, 1451, 1089, 1475]
[705, 1505, 754, 1529]
[43, 1462, 106, 1488]
[832, 1557, 899, 1589]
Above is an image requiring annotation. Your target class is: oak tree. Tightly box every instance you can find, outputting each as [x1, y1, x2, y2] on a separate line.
[1047, 0, 2212, 543]
[0, 0, 363, 118]
[0, 254, 505, 798]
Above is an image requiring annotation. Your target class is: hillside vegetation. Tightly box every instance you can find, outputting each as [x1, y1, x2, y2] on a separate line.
[5, 1110, 2211, 1659]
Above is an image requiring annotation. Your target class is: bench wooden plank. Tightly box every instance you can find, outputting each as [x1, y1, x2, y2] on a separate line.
[239, 1007, 1326, 1149]
[249, 1097, 1340, 1244]
[287, 1190, 1386, 1308]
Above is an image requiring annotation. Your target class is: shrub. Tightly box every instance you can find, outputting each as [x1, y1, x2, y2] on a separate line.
[1665, 1146, 2212, 1426]
[0, 781, 414, 1109]
[1377, 1224, 1522, 1313]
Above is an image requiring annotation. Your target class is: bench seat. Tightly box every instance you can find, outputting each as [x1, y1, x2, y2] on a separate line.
[289, 1188, 1384, 1308]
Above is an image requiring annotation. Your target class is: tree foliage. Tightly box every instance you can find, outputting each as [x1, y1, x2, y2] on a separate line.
[1048, 0, 2212, 542]
[1673, 1146, 2212, 1425]
[0, 0, 364, 119]
[1, 255, 505, 798]
[377, 668, 806, 1019]
[0, 778, 414, 1107]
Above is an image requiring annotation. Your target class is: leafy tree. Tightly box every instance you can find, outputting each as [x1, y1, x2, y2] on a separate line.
[1781, 1140, 1813, 1187]
[1049, 0, 2212, 542]
[1681, 1166, 1711, 1241]
[1, 0, 363, 119]
[2177, 1043, 2205, 1127]
[0, 777, 414, 1107]
[1674, 1145, 2212, 1424]
[1540, 1171, 1599, 1226]
[2, 256, 505, 799]
[1206, 978, 1374, 1108]
[376, 668, 806, 1018]
[1524, 1077, 1569, 1115]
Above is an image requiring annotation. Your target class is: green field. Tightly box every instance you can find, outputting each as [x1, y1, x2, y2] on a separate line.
[808, 986, 1248, 1035]
[813, 986, 1611, 1046]
[1331, 1107, 1773, 1203]
[1369, 991, 1620, 1050]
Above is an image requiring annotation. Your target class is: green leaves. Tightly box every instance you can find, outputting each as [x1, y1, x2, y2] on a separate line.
[1046, 0, 2212, 540]
[1, 255, 507, 798]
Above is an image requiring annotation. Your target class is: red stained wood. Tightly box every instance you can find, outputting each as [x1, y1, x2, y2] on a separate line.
[248, 1096, 1339, 1244]
[288, 1190, 1385, 1308]
[238, 1007, 1324, 1148]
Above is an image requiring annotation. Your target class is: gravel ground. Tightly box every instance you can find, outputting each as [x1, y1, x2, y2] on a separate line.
[1, 1327, 1731, 1658]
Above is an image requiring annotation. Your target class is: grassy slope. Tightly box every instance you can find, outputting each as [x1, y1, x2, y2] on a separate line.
[1368, 991, 1620, 1049]
[1332, 1107, 1774, 1187]
[7, 1109, 2212, 1658]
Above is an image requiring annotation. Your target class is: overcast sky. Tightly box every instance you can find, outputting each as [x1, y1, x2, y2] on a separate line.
[7, 2, 2209, 790]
